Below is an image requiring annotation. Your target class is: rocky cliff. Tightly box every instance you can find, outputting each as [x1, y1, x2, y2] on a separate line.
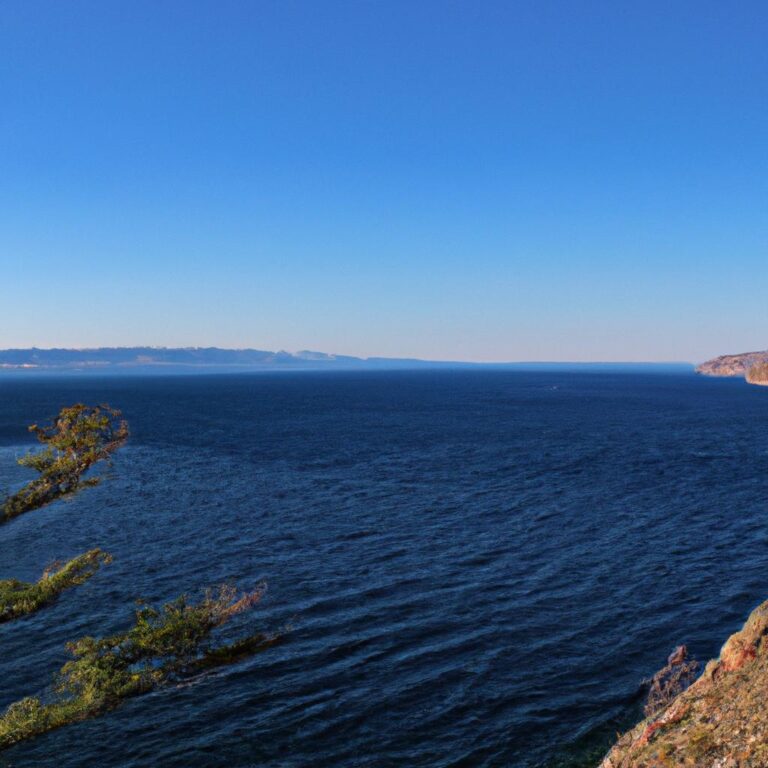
[600, 601, 768, 767]
[696, 351, 768, 378]
[745, 362, 768, 387]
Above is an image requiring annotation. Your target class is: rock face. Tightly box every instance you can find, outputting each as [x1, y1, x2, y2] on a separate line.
[696, 351, 768, 378]
[600, 600, 768, 767]
[745, 362, 768, 386]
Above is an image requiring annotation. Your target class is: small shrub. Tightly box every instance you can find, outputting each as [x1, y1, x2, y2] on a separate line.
[0, 584, 277, 750]
[0, 549, 112, 623]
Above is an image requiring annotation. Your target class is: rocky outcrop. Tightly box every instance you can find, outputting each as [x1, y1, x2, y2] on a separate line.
[745, 362, 768, 387]
[696, 351, 768, 378]
[600, 601, 768, 767]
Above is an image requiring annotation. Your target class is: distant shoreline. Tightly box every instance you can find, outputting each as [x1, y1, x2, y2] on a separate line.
[0, 347, 694, 374]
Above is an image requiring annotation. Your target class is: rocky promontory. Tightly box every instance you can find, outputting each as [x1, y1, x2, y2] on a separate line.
[601, 601, 768, 767]
[696, 350, 768, 379]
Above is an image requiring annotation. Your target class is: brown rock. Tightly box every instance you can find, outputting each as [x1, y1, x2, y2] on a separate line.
[599, 600, 768, 767]
[696, 350, 768, 379]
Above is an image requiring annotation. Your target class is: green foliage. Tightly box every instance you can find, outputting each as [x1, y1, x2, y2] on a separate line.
[2, 404, 128, 522]
[0, 585, 276, 750]
[0, 403, 281, 754]
[0, 549, 112, 623]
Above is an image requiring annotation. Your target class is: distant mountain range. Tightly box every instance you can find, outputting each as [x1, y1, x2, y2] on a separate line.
[0, 347, 694, 374]
[0, 347, 443, 372]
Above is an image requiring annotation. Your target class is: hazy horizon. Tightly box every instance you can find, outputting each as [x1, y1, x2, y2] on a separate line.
[0, 340, 752, 366]
[0, 343, 705, 367]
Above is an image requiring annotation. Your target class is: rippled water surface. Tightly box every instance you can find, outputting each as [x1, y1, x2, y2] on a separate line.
[1, 370, 767, 767]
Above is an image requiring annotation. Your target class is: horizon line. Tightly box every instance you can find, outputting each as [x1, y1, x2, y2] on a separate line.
[0, 344, 699, 367]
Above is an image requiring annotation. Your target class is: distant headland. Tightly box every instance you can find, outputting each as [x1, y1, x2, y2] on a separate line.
[0, 348, 693, 375]
[696, 350, 768, 386]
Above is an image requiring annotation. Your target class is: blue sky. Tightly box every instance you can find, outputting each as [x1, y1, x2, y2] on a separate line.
[1, 1, 766, 362]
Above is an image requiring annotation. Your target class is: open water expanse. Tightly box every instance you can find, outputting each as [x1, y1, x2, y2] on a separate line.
[1, 369, 767, 767]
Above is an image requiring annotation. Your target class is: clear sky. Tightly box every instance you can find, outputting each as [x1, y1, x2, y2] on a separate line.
[1, 1, 766, 362]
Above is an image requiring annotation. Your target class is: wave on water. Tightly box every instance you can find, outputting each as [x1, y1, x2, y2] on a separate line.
[0, 370, 767, 766]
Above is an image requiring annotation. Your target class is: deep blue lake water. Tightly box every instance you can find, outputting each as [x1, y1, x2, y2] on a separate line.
[1, 370, 767, 767]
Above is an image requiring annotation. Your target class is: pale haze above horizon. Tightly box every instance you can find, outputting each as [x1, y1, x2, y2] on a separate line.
[2, 2, 766, 363]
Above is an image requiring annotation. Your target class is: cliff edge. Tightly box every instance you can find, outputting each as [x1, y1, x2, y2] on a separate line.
[600, 600, 768, 767]
[745, 362, 768, 387]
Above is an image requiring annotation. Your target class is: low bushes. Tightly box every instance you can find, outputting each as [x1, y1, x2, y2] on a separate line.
[0, 549, 112, 623]
[0, 584, 277, 750]
[1, 404, 278, 753]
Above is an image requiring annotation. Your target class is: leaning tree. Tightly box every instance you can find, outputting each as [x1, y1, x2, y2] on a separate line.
[2, 404, 128, 522]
